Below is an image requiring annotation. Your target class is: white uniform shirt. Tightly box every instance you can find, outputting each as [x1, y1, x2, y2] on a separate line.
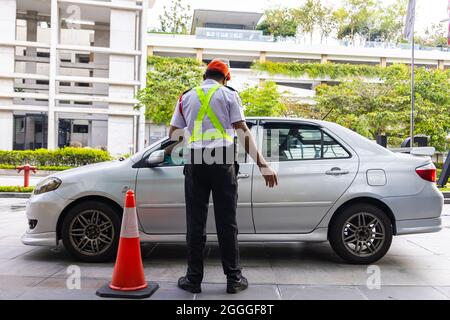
[170, 79, 245, 149]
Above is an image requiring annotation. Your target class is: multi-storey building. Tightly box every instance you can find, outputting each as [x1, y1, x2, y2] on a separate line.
[2, 6, 449, 151]
[0, 0, 148, 155]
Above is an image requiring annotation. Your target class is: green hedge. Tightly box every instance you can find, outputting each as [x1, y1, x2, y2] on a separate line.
[0, 164, 73, 171]
[0, 148, 112, 167]
[251, 61, 399, 79]
[0, 186, 34, 193]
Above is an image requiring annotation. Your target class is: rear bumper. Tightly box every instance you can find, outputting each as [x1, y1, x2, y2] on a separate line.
[396, 217, 442, 235]
[382, 185, 444, 223]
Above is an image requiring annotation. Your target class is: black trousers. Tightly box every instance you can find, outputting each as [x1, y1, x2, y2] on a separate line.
[184, 159, 242, 283]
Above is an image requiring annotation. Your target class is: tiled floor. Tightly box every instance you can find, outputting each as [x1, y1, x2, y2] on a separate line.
[0, 198, 449, 300]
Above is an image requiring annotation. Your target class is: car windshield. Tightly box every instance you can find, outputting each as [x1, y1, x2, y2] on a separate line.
[130, 137, 169, 163]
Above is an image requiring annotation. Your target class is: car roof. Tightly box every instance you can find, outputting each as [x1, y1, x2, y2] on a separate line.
[246, 117, 334, 128]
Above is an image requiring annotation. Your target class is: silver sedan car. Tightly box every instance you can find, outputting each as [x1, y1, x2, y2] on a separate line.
[22, 118, 444, 264]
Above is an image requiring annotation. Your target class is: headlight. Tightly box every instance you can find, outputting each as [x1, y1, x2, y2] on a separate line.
[34, 177, 62, 195]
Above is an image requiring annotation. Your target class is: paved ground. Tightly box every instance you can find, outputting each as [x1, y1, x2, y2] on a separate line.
[0, 176, 41, 186]
[0, 197, 449, 300]
[0, 169, 54, 186]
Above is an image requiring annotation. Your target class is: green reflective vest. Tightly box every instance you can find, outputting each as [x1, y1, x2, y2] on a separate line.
[189, 84, 234, 143]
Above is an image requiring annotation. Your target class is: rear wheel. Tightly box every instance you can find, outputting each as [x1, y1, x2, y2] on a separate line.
[329, 203, 393, 264]
[61, 201, 120, 262]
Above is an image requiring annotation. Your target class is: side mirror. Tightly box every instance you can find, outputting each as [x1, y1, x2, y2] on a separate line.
[146, 150, 165, 167]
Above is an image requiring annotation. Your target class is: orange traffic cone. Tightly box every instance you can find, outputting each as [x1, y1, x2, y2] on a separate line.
[96, 190, 158, 299]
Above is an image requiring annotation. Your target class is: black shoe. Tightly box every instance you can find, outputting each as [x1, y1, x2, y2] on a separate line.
[226, 276, 248, 294]
[178, 276, 201, 294]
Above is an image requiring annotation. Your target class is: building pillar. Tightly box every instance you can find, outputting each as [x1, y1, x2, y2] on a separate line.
[195, 48, 203, 63]
[437, 60, 444, 70]
[47, 0, 59, 150]
[320, 54, 328, 64]
[93, 23, 110, 108]
[259, 51, 266, 63]
[0, 0, 16, 150]
[147, 45, 153, 57]
[108, 0, 138, 156]
[380, 57, 387, 68]
[259, 78, 265, 88]
[25, 11, 38, 87]
[137, 0, 148, 151]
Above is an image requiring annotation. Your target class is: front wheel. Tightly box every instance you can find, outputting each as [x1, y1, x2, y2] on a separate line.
[329, 203, 393, 264]
[61, 201, 121, 262]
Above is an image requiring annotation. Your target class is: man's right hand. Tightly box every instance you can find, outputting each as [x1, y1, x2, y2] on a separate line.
[259, 165, 278, 188]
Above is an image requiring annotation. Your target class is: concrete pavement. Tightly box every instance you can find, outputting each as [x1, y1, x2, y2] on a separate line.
[0, 198, 449, 300]
[0, 176, 41, 186]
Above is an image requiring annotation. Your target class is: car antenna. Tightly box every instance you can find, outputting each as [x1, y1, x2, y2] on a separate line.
[322, 106, 335, 120]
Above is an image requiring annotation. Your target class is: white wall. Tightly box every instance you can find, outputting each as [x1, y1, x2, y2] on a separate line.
[107, 0, 137, 156]
[0, 0, 16, 150]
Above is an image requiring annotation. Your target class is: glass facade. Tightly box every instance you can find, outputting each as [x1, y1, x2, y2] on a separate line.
[13, 114, 48, 150]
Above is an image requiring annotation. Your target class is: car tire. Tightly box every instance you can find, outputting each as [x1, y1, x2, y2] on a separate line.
[61, 201, 121, 262]
[329, 203, 393, 264]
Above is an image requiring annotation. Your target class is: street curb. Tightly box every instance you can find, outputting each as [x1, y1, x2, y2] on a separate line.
[443, 192, 450, 204]
[0, 192, 31, 199]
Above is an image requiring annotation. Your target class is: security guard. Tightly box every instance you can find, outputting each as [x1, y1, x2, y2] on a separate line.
[169, 59, 278, 294]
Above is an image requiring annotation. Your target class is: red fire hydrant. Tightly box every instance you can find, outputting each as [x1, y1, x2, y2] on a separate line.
[16, 164, 37, 187]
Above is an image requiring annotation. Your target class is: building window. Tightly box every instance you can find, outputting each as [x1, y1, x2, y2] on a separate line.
[73, 124, 89, 134]
[37, 51, 50, 58]
[76, 54, 90, 64]
[15, 117, 25, 133]
[13, 114, 48, 150]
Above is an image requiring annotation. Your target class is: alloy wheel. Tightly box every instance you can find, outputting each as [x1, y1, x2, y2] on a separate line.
[68, 210, 115, 256]
[341, 212, 386, 257]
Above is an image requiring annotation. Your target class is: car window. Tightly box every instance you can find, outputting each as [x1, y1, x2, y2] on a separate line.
[154, 140, 186, 167]
[130, 138, 168, 163]
[262, 123, 350, 161]
[235, 122, 254, 163]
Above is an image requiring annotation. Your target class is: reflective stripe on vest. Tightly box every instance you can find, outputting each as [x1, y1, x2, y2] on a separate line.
[189, 84, 234, 143]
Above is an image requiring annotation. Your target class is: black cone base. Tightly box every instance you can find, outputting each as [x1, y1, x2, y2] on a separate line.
[96, 282, 159, 299]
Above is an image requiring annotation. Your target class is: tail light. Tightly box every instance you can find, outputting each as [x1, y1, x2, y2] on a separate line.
[415, 163, 436, 182]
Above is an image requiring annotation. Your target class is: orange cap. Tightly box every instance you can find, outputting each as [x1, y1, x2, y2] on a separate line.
[207, 59, 231, 81]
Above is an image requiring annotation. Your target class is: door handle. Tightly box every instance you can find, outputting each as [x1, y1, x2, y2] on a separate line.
[237, 173, 249, 179]
[325, 167, 349, 176]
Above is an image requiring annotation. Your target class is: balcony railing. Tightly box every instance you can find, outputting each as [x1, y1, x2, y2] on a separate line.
[192, 27, 449, 52]
[195, 27, 271, 42]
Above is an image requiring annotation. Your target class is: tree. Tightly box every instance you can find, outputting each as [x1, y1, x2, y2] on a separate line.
[239, 81, 286, 117]
[256, 8, 297, 38]
[159, 0, 191, 34]
[137, 56, 204, 125]
[315, 65, 450, 150]
[316, 80, 405, 140]
[374, 0, 408, 42]
[315, 3, 338, 44]
[335, 0, 377, 43]
[292, 0, 317, 43]
[416, 23, 449, 48]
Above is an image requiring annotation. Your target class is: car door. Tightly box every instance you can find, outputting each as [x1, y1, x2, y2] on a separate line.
[252, 121, 359, 233]
[135, 127, 255, 234]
